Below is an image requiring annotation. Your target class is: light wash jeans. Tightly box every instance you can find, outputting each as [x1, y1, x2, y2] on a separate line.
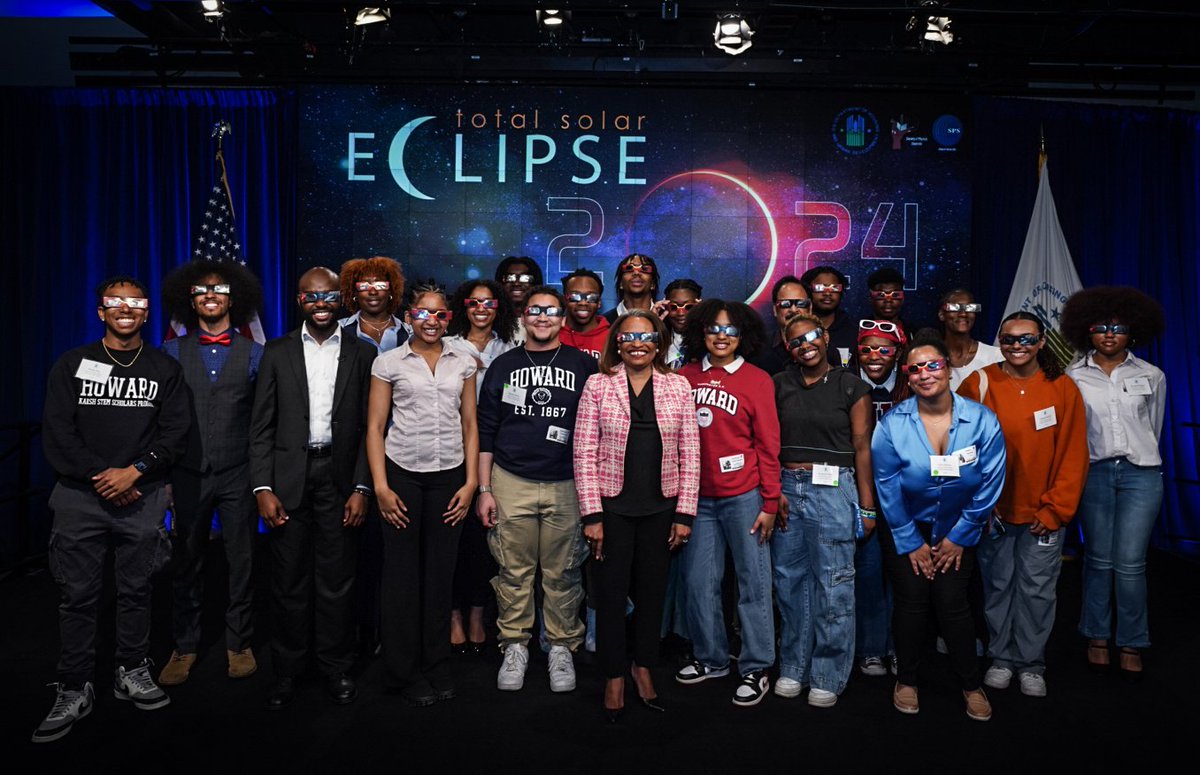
[682, 488, 776, 675]
[772, 468, 857, 694]
[1078, 458, 1163, 648]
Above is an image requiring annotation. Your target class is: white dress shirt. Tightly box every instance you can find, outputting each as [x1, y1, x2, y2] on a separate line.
[302, 323, 341, 446]
[1067, 350, 1166, 466]
[444, 332, 516, 398]
[950, 342, 1004, 391]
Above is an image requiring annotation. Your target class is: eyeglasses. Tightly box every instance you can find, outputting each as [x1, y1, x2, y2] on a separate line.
[705, 324, 741, 337]
[943, 302, 982, 313]
[502, 273, 534, 284]
[298, 291, 342, 304]
[999, 333, 1041, 347]
[190, 284, 230, 296]
[667, 301, 699, 313]
[787, 328, 825, 350]
[617, 331, 661, 344]
[354, 281, 390, 292]
[524, 305, 565, 318]
[905, 359, 948, 374]
[1089, 323, 1131, 335]
[774, 298, 811, 310]
[859, 319, 902, 335]
[566, 292, 601, 304]
[101, 296, 149, 309]
[411, 308, 452, 322]
[811, 283, 843, 293]
[870, 290, 905, 300]
[464, 298, 499, 310]
[620, 263, 653, 275]
[858, 345, 896, 356]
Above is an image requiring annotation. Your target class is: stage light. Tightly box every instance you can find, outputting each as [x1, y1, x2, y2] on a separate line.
[200, 0, 223, 19]
[537, 10, 568, 28]
[907, 2, 954, 47]
[714, 13, 753, 56]
[355, 7, 390, 26]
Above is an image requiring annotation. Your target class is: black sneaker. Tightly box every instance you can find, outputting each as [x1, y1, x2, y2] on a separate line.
[732, 671, 770, 707]
[675, 659, 730, 685]
[32, 682, 94, 743]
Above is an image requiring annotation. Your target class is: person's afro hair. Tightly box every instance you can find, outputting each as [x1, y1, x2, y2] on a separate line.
[161, 260, 264, 329]
[1060, 285, 1165, 350]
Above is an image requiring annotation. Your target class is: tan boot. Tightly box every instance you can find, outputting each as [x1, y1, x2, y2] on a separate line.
[227, 648, 258, 679]
[158, 651, 196, 686]
[964, 688, 992, 722]
[892, 682, 919, 714]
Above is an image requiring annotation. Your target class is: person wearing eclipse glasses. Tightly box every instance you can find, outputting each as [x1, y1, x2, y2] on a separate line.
[865, 267, 913, 337]
[495, 256, 543, 345]
[1062, 286, 1167, 678]
[654, 278, 703, 369]
[771, 312, 876, 708]
[157, 260, 265, 689]
[602, 253, 661, 325]
[34, 276, 189, 743]
[958, 311, 1089, 699]
[559, 267, 611, 360]
[751, 275, 812, 376]
[339, 256, 409, 353]
[476, 286, 598, 695]
[575, 310, 700, 721]
[801, 265, 856, 368]
[937, 288, 1003, 391]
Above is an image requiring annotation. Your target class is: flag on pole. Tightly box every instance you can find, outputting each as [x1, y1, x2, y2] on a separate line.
[167, 121, 266, 343]
[997, 151, 1082, 368]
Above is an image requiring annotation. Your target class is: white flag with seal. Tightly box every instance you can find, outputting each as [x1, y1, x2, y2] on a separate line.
[997, 159, 1083, 368]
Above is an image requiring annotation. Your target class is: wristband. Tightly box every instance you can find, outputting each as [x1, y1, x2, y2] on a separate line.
[478, 485, 493, 494]
[354, 486, 373, 498]
[858, 507, 878, 520]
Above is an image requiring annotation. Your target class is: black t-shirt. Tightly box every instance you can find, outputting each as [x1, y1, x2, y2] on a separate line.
[750, 340, 791, 377]
[773, 365, 871, 467]
[602, 377, 674, 517]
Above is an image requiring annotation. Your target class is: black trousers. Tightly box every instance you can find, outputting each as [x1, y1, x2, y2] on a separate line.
[380, 460, 465, 687]
[269, 455, 358, 678]
[170, 462, 256, 653]
[593, 509, 675, 679]
[881, 522, 980, 691]
[452, 496, 498, 611]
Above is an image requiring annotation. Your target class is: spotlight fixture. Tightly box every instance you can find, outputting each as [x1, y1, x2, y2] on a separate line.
[355, 7, 390, 26]
[200, 0, 223, 19]
[714, 13, 753, 56]
[907, 2, 954, 47]
[536, 10, 570, 27]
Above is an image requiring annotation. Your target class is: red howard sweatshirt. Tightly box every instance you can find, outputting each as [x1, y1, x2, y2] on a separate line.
[679, 357, 781, 513]
[560, 317, 610, 360]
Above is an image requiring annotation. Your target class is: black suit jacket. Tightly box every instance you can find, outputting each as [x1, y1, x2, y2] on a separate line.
[249, 327, 375, 511]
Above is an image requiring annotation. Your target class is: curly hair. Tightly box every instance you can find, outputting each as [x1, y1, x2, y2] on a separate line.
[339, 256, 405, 315]
[446, 279, 519, 342]
[682, 299, 767, 363]
[160, 260, 263, 328]
[495, 256, 543, 286]
[1060, 285, 1165, 351]
[1000, 311, 1063, 381]
[599, 310, 672, 375]
[614, 253, 660, 300]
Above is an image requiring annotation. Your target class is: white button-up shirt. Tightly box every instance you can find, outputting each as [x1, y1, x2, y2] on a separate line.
[302, 323, 341, 446]
[1067, 351, 1166, 466]
[444, 333, 516, 398]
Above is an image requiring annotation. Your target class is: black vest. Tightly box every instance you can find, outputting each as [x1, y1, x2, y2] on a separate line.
[177, 333, 254, 473]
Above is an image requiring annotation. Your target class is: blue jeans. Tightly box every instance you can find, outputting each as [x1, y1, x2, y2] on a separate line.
[854, 530, 893, 660]
[1078, 458, 1163, 648]
[772, 468, 857, 694]
[682, 489, 775, 675]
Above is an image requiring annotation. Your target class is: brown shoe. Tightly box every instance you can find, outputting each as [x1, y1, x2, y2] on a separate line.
[158, 651, 197, 686]
[1118, 647, 1143, 680]
[1087, 640, 1110, 671]
[893, 682, 919, 714]
[964, 689, 992, 722]
[227, 648, 258, 679]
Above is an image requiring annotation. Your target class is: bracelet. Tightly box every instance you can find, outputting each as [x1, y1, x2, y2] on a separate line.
[354, 486, 373, 498]
[858, 507, 878, 519]
[478, 485, 493, 494]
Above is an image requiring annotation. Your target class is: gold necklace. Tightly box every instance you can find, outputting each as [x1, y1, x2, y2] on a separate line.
[1002, 362, 1038, 395]
[102, 341, 144, 368]
[359, 316, 394, 333]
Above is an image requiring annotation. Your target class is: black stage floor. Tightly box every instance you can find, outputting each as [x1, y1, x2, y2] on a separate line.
[3, 543, 1198, 773]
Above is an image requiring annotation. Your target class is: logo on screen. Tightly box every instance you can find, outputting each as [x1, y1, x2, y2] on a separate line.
[832, 108, 879, 155]
[932, 114, 964, 147]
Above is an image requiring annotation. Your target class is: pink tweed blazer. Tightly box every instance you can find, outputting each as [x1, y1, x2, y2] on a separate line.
[573, 365, 701, 519]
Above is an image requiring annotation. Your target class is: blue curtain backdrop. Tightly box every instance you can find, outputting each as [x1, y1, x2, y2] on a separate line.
[970, 97, 1200, 554]
[0, 87, 296, 566]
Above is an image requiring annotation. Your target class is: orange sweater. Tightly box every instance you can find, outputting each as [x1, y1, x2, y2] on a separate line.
[958, 364, 1089, 530]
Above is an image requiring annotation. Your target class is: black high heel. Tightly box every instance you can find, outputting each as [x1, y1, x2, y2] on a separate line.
[631, 664, 665, 712]
[604, 706, 625, 724]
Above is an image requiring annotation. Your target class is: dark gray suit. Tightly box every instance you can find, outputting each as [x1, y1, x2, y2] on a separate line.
[249, 327, 374, 677]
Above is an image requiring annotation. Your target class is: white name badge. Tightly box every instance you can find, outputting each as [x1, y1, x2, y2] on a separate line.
[812, 463, 840, 487]
[930, 455, 961, 477]
[954, 445, 978, 465]
[546, 425, 571, 444]
[1034, 406, 1058, 431]
[718, 453, 745, 473]
[502, 383, 527, 407]
[1037, 530, 1059, 547]
[1124, 377, 1152, 396]
[75, 358, 113, 383]
[836, 347, 851, 367]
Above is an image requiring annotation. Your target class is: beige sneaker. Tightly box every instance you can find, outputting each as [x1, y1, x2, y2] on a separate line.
[158, 651, 196, 686]
[964, 689, 992, 721]
[893, 682, 919, 714]
[227, 648, 258, 679]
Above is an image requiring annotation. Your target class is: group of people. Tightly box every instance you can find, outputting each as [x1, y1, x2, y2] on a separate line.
[33, 252, 1167, 741]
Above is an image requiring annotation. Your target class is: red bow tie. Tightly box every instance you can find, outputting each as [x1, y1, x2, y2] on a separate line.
[199, 332, 233, 346]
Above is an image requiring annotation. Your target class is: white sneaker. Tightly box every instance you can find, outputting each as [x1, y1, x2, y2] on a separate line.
[807, 688, 838, 708]
[547, 645, 576, 693]
[497, 643, 529, 691]
[859, 656, 887, 677]
[773, 676, 804, 698]
[32, 682, 94, 743]
[1018, 672, 1047, 697]
[983, 665, 1013, 690]
[114, 660, 170, 710]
